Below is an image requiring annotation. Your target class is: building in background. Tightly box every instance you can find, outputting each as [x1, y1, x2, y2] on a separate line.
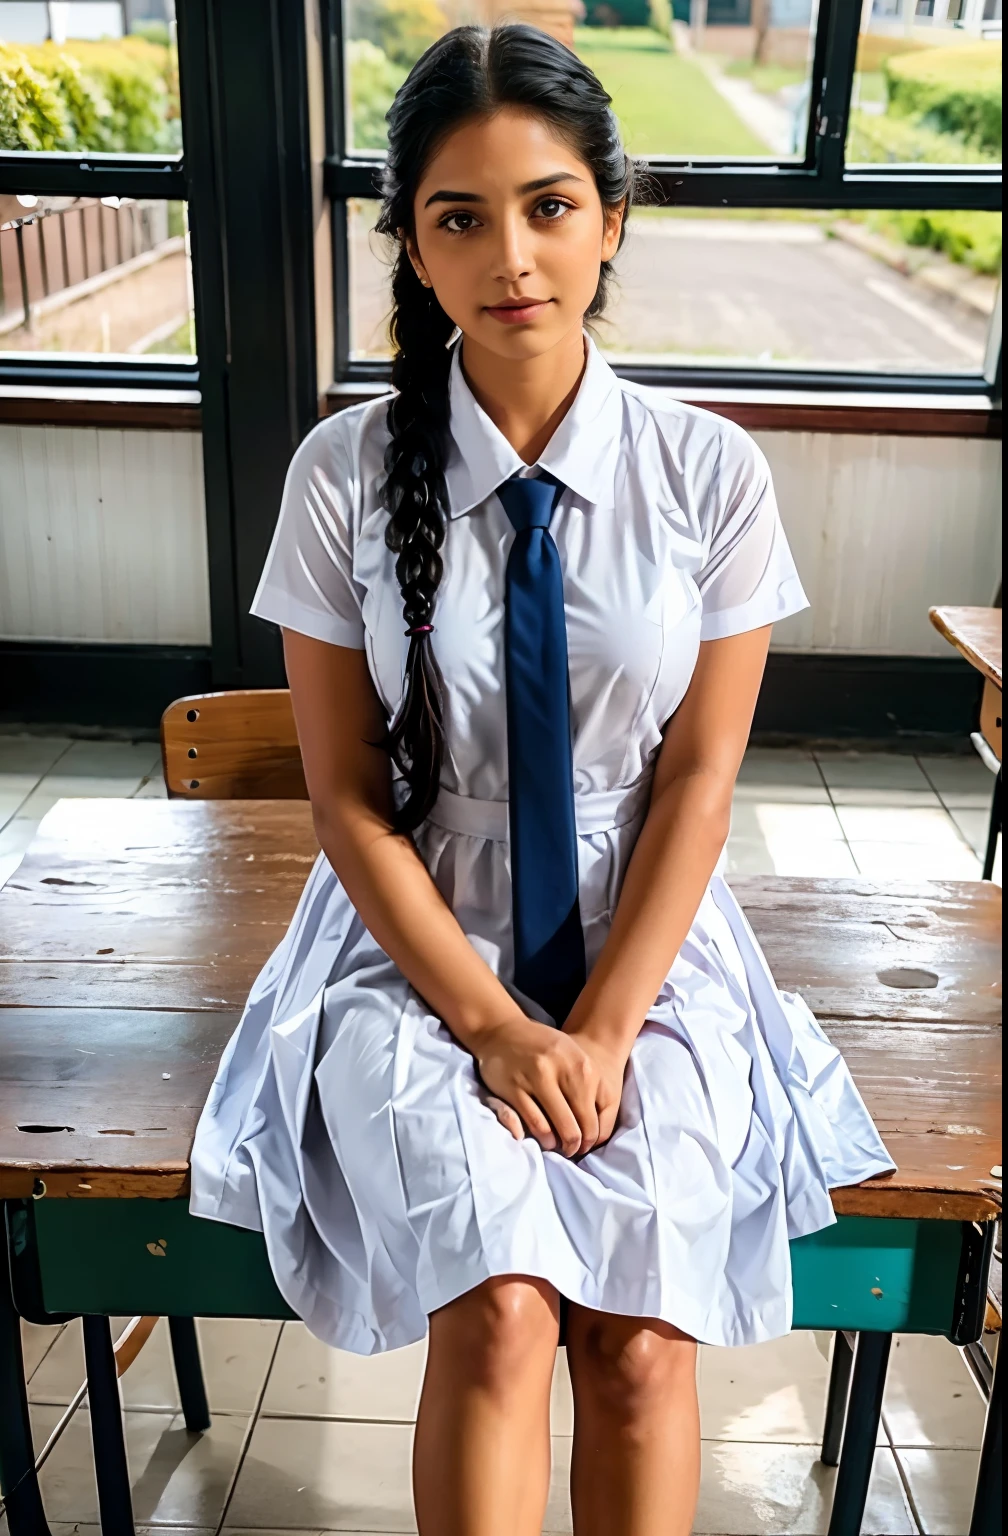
[0, 1, 174, 45]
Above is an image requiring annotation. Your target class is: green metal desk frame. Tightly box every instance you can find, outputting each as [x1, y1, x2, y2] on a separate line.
[1, 1199, 998, 1536]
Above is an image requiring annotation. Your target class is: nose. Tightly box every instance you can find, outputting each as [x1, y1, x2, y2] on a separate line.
[490, 208, 534, 286]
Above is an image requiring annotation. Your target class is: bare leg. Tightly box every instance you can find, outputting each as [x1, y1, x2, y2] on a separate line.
[413, 1274, 560, 1536]
[566, 1306, 700, 1536]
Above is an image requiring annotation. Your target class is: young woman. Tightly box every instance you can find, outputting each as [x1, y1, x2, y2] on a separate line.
[191, 23, 893, 1536]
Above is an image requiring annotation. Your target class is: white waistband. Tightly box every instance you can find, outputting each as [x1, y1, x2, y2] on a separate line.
[426, 776, 653, 842]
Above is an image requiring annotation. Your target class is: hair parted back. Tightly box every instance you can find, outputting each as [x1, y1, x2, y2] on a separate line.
[376, 22, 640, 832]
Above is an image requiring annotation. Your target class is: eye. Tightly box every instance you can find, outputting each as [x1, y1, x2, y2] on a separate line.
[439, 210, 482, 235]
[533, 197, 573, 223]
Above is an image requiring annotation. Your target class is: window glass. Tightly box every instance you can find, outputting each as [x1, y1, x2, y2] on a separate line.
[349, 196, 998, 374]
[0, 195, 194, 358]
[0, 1, 180, 154]
[343, 1, 818, 160]
[847, 0, 1002, 168]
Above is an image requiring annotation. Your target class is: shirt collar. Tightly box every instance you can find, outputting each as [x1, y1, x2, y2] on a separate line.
[443, 334, 624, 518]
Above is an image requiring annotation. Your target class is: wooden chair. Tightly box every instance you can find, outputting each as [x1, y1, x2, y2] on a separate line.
[160, 689, 307, 799]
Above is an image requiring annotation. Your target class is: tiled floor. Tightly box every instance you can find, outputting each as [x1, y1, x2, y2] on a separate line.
[1, 733, 1002, 1532]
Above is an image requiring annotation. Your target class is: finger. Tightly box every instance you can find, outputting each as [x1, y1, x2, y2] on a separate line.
[486, 1095, 524, 1141]
[512, 1090, 557, 1152]
[557, 1060, 601, 1153]
[535, 1082, 585, 1158]
[594, 1100, 619, 1149]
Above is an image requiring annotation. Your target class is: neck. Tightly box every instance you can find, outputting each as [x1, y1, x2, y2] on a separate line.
[459, 325, 587, 465]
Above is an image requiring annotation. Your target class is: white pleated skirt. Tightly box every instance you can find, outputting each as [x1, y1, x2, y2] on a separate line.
[190, 811, 894, 1353]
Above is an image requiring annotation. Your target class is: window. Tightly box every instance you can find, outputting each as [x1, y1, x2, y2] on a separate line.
[0, 0, 192, 374]
[326, 0, 1002, 393]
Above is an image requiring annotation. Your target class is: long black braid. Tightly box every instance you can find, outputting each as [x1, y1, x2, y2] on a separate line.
[375, 23, 640, 832]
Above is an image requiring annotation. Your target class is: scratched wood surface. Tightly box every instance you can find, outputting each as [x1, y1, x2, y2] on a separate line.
[0, 799, 1001, 1218]
[929, 605, 1002, 689]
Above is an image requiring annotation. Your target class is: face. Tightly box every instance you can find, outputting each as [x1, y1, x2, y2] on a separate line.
[406, 106, 625, 364]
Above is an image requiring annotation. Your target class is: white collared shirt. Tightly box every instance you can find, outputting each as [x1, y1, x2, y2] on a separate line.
[251, 337, 808, 802]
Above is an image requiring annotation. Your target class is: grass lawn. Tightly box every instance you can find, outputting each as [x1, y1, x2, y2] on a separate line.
[723, 58, 805, 95]
[573, 27, 768, 157]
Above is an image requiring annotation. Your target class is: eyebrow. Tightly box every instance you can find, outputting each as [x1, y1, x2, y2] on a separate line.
[423, 172, 585, 209]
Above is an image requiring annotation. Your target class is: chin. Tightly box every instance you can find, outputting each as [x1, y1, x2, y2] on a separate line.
[475, 320, 573, 361]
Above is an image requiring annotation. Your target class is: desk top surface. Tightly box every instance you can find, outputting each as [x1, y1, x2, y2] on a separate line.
[929, 606, 1002, 688]
[0, 799, 1001, 1220]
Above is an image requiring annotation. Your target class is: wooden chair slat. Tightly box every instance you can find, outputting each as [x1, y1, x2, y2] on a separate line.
[161, 689, 307, 799]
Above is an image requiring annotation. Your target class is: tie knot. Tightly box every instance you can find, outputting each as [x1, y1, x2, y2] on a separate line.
[497, 472, 562, 534]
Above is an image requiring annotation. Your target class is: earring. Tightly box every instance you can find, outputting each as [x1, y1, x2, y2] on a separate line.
[419, 276, 431, 288]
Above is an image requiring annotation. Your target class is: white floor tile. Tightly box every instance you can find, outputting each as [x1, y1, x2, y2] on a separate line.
[736, 750, 826, 792]
[816, 752, 937, 804]
[225, 1417, 417, 1530]
[0, 734, 71, 776]
[895, 1446, 981, 1535]
[918, 753, 997, 809]
[847, 840, 981, 880]
[883, 1335, 987, 1450]
[724, 837, 777, 876]
[693, 1442, 914, 1535]
[260, 1325, 425, 1421]
[29, 1316, 281, 1416]
[697, 1333, 882, 1447]
[836, 806, 975, 848]
[948, 807, 996, 860]
[134, 772, 168, 798]
[26, 1401, 249, 1526]
[20, 1320, 66, 1378]
[728, 802, 858, 877]
[18, 775, 154, 819]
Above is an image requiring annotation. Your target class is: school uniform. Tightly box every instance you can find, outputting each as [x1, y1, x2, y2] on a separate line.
[190, 336, 894, 1352]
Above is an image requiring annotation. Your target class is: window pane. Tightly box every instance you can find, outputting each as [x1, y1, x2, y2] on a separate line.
[343, 2, 818, 159]
[0, 196, 194, 358]
[848, 1, 1002, 167]
[0, 2, 181, 154]
[349, 197, 998, 373]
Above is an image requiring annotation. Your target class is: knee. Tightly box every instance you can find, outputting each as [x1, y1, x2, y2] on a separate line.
[575, 1318, 697, 1421]
[432, 1276, 559, 1398]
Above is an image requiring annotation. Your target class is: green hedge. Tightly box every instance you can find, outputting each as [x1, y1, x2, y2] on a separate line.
[883, 209, 1002, 276]
[884, 43, 1001, 156]
[0, 37, 179, 153]
[348, 38, 404, 151]
[848, 107, 993, 167]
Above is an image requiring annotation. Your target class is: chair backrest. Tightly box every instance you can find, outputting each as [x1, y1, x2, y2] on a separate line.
[160, 689, 308, 799]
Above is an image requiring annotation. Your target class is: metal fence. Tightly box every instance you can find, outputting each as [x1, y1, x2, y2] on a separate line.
[0, 198, 172, 330]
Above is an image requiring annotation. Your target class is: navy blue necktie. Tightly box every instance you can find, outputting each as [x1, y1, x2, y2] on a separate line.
[497, 473, 586, 1025]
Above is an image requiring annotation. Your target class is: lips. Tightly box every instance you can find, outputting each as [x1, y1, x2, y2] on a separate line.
[484, 299, 552, 325]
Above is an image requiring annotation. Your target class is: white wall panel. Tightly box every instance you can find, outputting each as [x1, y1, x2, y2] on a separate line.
[758, 431, 1002, 656]
[0, 423, 1000, 655]
[0, 424, 210, 645]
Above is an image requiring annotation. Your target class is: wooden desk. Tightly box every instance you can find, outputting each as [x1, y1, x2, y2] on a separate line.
[0, 800, 1002, 1536]
[0, 797, 1000, 1220]
[930, 604, 1002, 763]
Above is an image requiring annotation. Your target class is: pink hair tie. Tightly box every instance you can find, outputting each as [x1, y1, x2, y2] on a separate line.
[406, 624, 433, 636]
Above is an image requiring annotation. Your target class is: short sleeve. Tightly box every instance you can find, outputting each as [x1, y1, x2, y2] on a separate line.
[249, 417, 367, 649]
[696, 424, 809, 641]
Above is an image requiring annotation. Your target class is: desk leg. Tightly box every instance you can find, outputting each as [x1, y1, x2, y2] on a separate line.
[826, 1332, 891, 1536]
[982, 769, 1001, 882]
[821, 1331, 855, 1466]
[968, 1335, 1002, 1536]
[81, 1317, 135, 1536]
[168, 1318, 210, 1432]
[0, 1248, 52, 1536]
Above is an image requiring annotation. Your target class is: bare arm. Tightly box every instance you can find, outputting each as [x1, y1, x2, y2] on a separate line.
[565, 627, 771, 1077]
[283, 628, 523, 1047]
